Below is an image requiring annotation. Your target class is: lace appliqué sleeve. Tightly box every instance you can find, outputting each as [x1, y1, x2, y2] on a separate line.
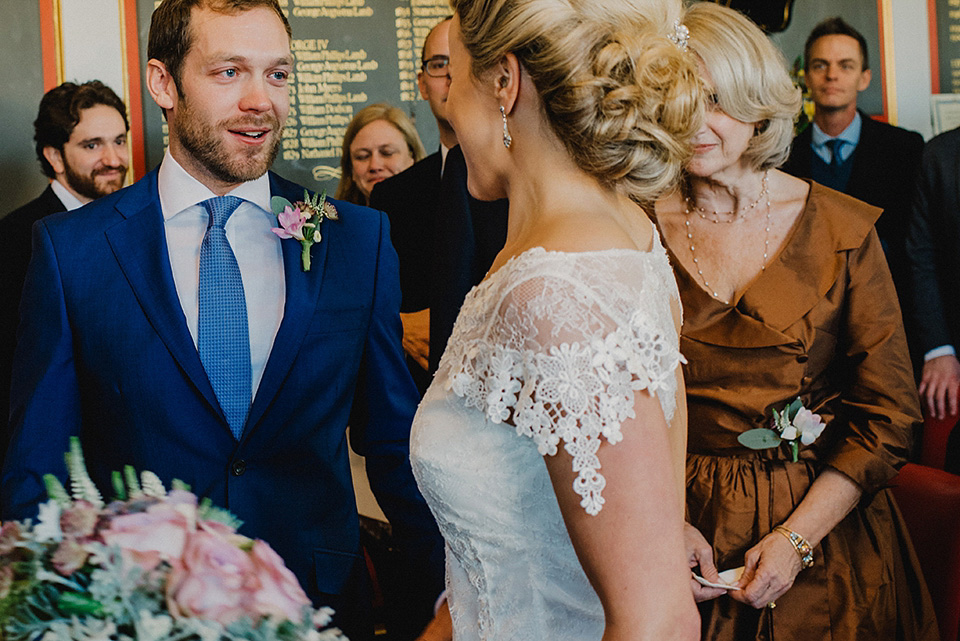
[447, 292, 684, 515]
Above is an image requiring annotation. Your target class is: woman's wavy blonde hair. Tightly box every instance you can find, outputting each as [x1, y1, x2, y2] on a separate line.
[684, 2, 802, 171]
[335, 103, 426, 205]
[449, 0, 704, 206]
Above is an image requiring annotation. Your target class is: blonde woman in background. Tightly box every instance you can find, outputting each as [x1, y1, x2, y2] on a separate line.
[335, 103, 425, 205]
[409, 0, 704, 638]
[655, 4, 937, 640]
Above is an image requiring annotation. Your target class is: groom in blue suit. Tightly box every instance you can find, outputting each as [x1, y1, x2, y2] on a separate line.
[0, 1, 443, 638]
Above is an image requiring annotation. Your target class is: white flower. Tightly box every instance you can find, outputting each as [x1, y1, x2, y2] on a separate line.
[780, 425, 798, 441]
[34, 500, 63, 542]
[794, 406, 826, 445]
[135, 610, 172, 641]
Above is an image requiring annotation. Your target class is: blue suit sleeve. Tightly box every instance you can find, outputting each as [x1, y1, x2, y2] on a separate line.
[348, 211, 445, 595]
[2, 220, 82, 520]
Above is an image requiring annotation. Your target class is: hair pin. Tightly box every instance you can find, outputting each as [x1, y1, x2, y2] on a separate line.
[669, 19, 690, 51]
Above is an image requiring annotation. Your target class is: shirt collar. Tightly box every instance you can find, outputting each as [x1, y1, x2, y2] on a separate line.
[50, 178, 87, 211]
[811, 111, 862, 150]
[440, 143, 451, 176]
[157, 149, 272, 220]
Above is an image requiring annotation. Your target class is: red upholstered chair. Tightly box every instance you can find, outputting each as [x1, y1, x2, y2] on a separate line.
[920, 405, 960, 470]
[892, 438, 960, 641]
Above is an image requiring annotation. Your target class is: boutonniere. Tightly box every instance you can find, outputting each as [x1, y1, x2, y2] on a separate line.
[270, 189, 339, 271]
[738, 397, 826, 462]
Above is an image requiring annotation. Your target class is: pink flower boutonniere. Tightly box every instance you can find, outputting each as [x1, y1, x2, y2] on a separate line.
[270, 189, 339, 271]
[738, 397, 826, 462]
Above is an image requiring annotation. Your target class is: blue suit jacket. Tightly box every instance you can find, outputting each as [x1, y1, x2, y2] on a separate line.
[1, 168, 443, 629]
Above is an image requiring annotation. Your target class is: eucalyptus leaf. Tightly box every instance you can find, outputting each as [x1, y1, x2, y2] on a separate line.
[57, 592, 104, 616]
[270, 196, 293, 215]
[111, 470, 126, 501]
[786, 397, 803, 420]
[738, 428, 783, 450]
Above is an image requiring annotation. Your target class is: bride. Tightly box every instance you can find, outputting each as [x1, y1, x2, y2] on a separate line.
[410, 0, 703, 638]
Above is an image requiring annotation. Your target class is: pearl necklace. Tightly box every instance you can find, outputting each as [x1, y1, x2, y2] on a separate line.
[684, 170, 769, 224]
[683, 171, 772, 300]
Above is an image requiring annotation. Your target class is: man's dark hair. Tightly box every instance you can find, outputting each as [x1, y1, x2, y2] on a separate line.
[804, 16, 869, 72]
[148, 0, 292, 90]
[34, 80, 129, 179]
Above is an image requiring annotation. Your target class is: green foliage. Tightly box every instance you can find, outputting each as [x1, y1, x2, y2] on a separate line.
[198, 497, 244, 530]
[738, 428, 783, 450]
[43, 475, 71, 508]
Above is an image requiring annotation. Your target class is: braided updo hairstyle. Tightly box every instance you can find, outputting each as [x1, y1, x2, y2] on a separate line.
[450, 0, 703, 205]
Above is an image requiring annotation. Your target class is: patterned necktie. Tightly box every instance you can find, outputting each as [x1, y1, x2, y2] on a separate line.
[198, 196, 251, 439]
[826, 138, 845, 171]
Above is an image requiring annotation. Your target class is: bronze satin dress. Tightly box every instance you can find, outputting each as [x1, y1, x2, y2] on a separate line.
[669, 183, 938, 641]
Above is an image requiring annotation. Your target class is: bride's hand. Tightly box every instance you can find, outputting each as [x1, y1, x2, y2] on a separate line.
[684, 522, 726, 602]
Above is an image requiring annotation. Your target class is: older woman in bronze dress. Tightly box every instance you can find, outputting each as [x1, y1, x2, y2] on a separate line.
[654, 4, 937, 640]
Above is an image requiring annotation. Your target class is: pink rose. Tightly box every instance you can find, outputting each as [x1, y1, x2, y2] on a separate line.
[247, 540, 310, 622]
[60, 500, 99, 539]
[0, 522, 25, 555]
[52, 538, 89, 576]
[271, 206, 309, 241]
[166, 527, 256, 625]
[99, 497, 196, 570]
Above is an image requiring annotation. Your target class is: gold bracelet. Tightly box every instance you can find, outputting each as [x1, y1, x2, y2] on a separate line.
[773, 525, 814, 569]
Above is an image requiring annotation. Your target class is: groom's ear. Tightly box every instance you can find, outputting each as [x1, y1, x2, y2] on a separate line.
[146, 59, 178, 117]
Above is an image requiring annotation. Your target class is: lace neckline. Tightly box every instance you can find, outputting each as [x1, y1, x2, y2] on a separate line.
[478, 230, 668, 297]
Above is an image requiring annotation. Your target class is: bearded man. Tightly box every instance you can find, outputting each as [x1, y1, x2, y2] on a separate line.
[0, 80, 129, 464]
[0, 2, 443, 639]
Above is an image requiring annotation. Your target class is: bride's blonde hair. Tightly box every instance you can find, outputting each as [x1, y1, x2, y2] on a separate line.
[450, 0, 703, 205]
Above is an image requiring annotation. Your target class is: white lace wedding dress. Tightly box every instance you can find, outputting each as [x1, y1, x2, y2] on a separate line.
[410, 241, 687, 641]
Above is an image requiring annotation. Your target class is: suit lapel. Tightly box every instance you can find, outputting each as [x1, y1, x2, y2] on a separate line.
[104, 171, 223, 420]
[846, 111, 876, 197]
[244, 175, 329, 435]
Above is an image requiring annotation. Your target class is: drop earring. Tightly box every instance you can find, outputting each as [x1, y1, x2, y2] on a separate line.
[500, 105, 512, 149]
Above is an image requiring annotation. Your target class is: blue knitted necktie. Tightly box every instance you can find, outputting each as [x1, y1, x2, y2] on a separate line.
[826, 138, 845, 171]
[198, 196, 251, 439]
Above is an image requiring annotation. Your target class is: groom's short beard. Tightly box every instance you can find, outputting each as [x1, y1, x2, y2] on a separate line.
[174, 92, 283, 185]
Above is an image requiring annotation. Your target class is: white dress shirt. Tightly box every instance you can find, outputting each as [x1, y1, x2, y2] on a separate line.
[440, 143, 450, 176]
[157, 150, 285, 398]
[50, 179, 86, 211]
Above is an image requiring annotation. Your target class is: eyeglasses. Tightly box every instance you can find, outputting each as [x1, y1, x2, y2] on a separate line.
[421, 56, 450, 78]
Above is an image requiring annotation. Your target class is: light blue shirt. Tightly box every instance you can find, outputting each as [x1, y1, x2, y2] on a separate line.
[158, 150, 285, 398]
[811, 111, 862, 165]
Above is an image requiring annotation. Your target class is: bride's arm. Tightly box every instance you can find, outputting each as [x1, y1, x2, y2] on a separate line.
[543, 388, 700, 641]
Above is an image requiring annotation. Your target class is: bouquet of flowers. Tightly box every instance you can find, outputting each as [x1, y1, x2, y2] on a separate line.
[0, 438, 347, 641]
[738, 397, 826, 462]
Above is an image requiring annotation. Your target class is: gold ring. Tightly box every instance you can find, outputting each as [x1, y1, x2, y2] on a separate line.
[767, 602, 776, 610]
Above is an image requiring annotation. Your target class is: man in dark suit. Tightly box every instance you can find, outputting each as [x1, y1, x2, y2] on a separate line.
[0, 80, 129, 461]
[370, 17, 508, 389]
[0, 2, 442, 639]
[782, 16, 923, 349]
[907, 126, 960, 472]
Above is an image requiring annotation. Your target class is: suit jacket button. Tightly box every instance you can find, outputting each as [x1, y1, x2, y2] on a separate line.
[231, 459, 246, 476]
